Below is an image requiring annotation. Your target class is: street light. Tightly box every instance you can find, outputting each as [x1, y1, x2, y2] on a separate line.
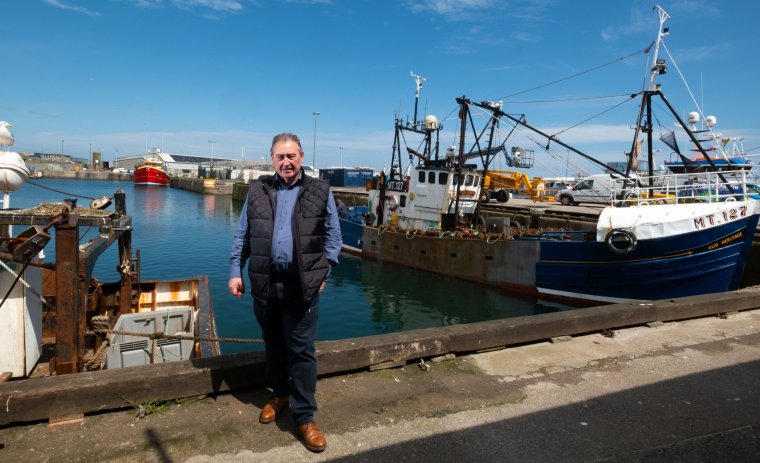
[208, 140, 215, 158]
[339, 146, 344, 168]
[312, 112, 319, 173]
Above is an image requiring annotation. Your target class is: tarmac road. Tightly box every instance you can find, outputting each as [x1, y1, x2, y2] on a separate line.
[2, 309, 760, 462]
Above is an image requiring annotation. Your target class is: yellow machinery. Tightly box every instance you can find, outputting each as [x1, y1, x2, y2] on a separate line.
[483, 171, 546, 202]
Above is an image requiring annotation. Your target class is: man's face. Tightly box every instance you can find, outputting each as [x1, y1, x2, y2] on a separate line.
[271, 139, 304, 185]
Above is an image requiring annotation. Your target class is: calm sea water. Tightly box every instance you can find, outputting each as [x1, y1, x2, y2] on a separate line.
[8, 178, 573, 353]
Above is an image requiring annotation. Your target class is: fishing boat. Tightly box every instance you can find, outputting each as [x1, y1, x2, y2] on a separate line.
[133, 150, 169, 186]
[0, 188, 219, 379]
[340, 6, 760, 304]
[662, 111, 755, 175]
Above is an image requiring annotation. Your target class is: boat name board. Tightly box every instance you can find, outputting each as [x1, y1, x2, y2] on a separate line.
[387, 180, 408, 191]
[707, 230, 745, 251]
[694, 205, 749, 230]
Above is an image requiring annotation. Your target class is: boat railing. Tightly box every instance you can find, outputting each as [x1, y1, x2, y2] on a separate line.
[614, 170, 754, 206]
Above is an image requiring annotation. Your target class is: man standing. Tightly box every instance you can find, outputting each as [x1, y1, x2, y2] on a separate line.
[229, 132, 341, 453]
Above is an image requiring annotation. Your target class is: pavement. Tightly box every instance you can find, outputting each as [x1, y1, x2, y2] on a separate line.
[2, 309, 760, 462]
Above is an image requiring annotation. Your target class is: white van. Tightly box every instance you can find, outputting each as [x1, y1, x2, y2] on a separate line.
[555, 174, 637, 206]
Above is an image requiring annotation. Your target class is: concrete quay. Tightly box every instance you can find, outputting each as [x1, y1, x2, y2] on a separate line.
[2, 308, 760, 462]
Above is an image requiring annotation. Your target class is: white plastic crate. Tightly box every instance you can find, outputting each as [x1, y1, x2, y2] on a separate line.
[106, 306, 195, 368]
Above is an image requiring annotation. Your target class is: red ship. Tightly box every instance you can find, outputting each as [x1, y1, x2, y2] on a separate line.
[133, 154, 169, 186]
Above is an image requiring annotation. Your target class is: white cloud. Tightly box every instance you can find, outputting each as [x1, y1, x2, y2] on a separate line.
[169, 0, 245, 13]
[43, 0, 101, 17]
[406, 0, 496, 16]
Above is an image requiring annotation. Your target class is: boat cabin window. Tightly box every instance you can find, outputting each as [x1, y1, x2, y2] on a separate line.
[439, 172, 448, 185]
[465, 174, 474, 187]
[418, 171, 425, 183]
[428, 172, 435, 183]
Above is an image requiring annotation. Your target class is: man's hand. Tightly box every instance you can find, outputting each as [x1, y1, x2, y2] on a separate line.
[229, 277, 245, 297]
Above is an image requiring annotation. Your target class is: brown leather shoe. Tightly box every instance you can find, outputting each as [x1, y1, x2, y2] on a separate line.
[297, 422, 326, 452]
[259, 396, 289, 424]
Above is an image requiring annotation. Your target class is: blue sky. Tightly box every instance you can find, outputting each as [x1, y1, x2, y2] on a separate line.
[3, 0, 759, 177]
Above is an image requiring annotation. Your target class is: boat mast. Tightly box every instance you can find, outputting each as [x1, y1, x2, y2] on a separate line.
[648, 5, 670, 92]
[645, 6, 731, 188]
[411, 72, 426, 129]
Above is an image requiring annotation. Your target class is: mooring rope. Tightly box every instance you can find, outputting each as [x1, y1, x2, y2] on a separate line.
[83, 324, 264, 371]
[92, 328, 265, 344]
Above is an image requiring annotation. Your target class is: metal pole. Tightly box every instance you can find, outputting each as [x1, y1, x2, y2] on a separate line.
[312, 112, 319, 173]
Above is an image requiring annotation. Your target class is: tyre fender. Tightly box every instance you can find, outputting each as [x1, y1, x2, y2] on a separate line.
[605, 228, 638, 255]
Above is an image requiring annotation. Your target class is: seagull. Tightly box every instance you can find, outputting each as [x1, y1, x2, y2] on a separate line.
[0, 121, 14, 148]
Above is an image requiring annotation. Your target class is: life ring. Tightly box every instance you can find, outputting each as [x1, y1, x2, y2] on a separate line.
[605, 228, 637, 255]
[386, 194, 399, 211]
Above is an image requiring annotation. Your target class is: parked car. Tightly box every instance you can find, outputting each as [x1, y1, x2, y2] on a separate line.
[555, 174, 638, 206]
[544, 180, 572, 197]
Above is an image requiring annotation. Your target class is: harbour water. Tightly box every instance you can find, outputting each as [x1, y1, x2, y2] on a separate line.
[9, 179, 574, 354]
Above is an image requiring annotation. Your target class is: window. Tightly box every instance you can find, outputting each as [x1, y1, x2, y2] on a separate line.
[428, 172, 435, 183]
[576, 180, 592, 190]
[418, 171, 426, 183]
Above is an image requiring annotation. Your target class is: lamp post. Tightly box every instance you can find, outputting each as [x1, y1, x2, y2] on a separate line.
[339, 146, 344, 168]
[208, 140, 216, 178]
[312, 112, 319, 173]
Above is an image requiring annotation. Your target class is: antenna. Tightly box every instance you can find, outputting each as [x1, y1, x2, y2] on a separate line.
[410, 72, 427, 127]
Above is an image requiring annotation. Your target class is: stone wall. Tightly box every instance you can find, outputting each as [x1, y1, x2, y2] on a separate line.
[170, 177, 234, 195]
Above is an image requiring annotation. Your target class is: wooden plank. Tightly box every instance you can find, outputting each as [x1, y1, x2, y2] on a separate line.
[1, 286, 759, 425]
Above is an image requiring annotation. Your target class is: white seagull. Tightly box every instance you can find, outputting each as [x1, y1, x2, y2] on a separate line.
[0, 121, 14, 147]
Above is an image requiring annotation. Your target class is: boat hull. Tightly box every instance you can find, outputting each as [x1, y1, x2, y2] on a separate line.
[536, 213, 759, 303]
[342, 209, 759, 304]
[133, 166, 169, 186]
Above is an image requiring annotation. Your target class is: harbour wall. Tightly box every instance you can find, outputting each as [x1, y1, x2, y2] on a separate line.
[169, 177, 234, 194]
[36, 170, 132, 181]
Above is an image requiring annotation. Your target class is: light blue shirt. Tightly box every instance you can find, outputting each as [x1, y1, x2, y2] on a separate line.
[229, 173, 341, 279]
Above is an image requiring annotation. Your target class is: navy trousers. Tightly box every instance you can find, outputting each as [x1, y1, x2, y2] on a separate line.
[254, 279, 319, 425]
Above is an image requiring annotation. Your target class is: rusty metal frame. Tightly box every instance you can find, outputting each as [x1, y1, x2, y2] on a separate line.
[0, 189, 134, 375]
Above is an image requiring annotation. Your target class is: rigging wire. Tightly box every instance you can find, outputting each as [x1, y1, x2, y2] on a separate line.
[496, 47, 650, 101]
[551, 93, 640, 138]
[466, 104, 593, 180]
[26, 179, 96, 200]
[661, 42, 729, 160]
[23, 180, 100, 244]
[505, 93, 638, 104]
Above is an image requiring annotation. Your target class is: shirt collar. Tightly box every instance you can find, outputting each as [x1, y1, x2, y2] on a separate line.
[274, 170, 303, 189]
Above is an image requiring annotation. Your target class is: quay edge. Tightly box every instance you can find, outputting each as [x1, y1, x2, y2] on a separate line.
[1, 285, 760, 426]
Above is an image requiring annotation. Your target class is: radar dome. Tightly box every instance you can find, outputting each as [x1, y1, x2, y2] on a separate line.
[446, 145, 456, 159]
[0, 151, 30, 192]
[705, 115, 717, 127]
[687, 112, 700, 124]
[423, 115, 438, 131]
